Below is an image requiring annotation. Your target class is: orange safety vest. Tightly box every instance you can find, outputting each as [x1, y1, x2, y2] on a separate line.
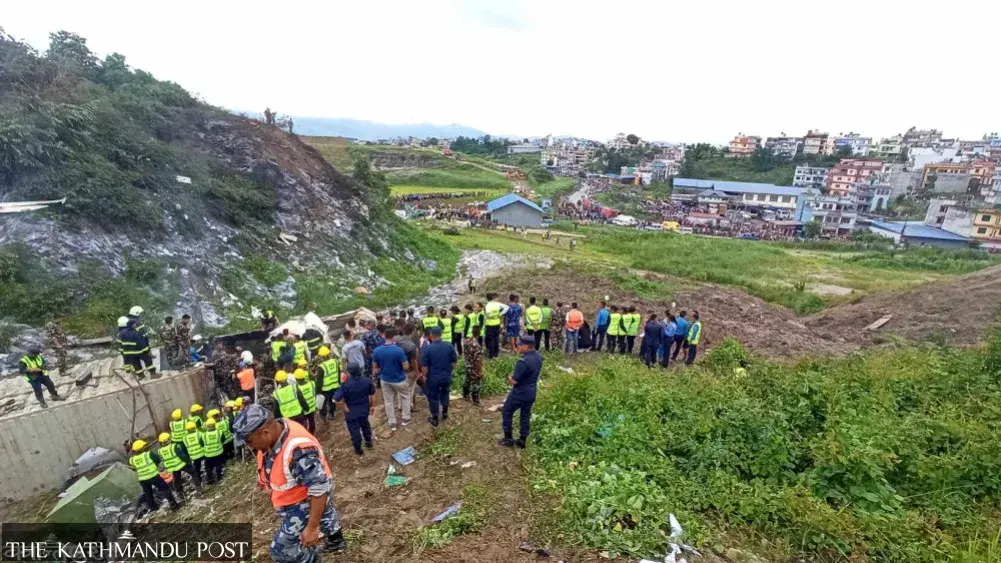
[237, 368, 256, 391]
[256, 420, 331, 508]
[565, 309, 584, 330]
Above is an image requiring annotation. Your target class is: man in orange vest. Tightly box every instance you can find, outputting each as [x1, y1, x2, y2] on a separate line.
[232, 404, 347, 560]
[564, 302, 584, 354]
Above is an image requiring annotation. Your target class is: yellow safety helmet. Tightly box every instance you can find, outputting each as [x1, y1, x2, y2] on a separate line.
[293, 368, 307, 380]
[296, 359, 308, 368]
[157, 432, 171, 443]
[224, 400, 236, 409]
[185, 421, 197, 431]
[206, 417, 217, 427]
[207, 409, 221, 419]
[190, 403, 203, 413]
[234, 397, 244, 407]
[318, 346, 331, 357]
[171, 408, 182, 420]
[131, 440, 147, 452]
[275, 370, 288, 383]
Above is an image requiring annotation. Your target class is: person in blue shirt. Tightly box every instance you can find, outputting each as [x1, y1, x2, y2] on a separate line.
[593, 301, 610, 352]
[505, 294, 523, 352]
[420, 327, 458, 427]
[499, 335, 543, 449]
[371, 328, 411, 430]
[333, 364, 376, 455]
[641, 313, 663, 368]
[660, 313, 677, 368]
[671, 311, 689, 361]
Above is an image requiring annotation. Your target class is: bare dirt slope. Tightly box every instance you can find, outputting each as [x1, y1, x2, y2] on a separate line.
[805, 263, 1001, 348]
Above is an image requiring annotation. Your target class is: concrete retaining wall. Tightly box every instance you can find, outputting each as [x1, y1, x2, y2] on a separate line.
[0, 369, 208, 504]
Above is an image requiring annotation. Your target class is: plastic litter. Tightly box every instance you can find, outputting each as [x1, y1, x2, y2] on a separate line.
[640, 514, 701, 563]
[460, 461, 476, 469]
[557, 366, 574, 374]
[385, 475, 408, 487]
[392, 446, 417, 466]
[481, 418, 491, 423]
[431, 502, 462, 523]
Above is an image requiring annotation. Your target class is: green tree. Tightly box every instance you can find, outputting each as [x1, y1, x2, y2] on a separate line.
[803, 220, 822, 238]
[352, 155, 391, 216]
[751, 147, 776, 172]
[626, 133, 639, 145]
[46, 31, 97, 73]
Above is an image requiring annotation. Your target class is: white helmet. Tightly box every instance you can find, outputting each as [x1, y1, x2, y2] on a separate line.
[192, 334, 203, 342]
[129, 306, 144, 316]
[117, 316, 129, 328]
[240, 350, 254, 364]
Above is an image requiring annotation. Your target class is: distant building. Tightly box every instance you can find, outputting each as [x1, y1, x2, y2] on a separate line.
[607, 133, 639, 151]
[826, 158, 883, 196]
[971, 208, 1001, 247]
[764, 136, 802, 159]
[922, 163, 974, 194]
[793, 165, 829, 188]
[856, 184, 893, 213]
[803, 130, 829, 155]
[868, 220, 970, 249]
[902, 127, 944, 148]
[672, 178, 803, 210]
[727, 134, 761, 157]
[924, 197, 960, 228]
[507, 143, 541, 155]
[991, 168, 1001, 203]
[831, 133, 873, 156]
[540, 137, 599, 176]
[908, 146, 962, 170]
[795, 190, 857, 236]
[651, 160, 679, 182]
[872, 135, 904, 160]
[485, 193, 544, 227]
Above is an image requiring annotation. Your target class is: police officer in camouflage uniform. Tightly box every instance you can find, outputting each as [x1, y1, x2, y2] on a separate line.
[44, 321, 70, 376]
[176, 314, 192, 367]
[232, 404, 347, 562]
[159, 317, 178, 370]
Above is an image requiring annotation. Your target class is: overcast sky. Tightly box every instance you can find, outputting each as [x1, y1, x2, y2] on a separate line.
[4, 0, 999, 144]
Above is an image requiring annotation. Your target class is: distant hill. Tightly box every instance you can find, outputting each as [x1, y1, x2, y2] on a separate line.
[253, 115, 488, 141]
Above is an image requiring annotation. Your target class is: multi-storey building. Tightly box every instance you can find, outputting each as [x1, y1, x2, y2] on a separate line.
[921, 163, 974, 193]
[793, 165, 830, 188]
[826, 158, 883, 196]
[902, 127, 943, 148]
[541, 137, 599, 176]
[872, 135, 904, 160]
[795, 189, 858, 235]
[992, 168, 1001, 203]
[727, 134, 761, 157]
[972, 208, 1001, 246]
[764, 136, 802, 160]
[803, 130, 828, 155]
[607, 133, 635, 151]
[831, 133, 872, 156]
[856, 184, 893, 212]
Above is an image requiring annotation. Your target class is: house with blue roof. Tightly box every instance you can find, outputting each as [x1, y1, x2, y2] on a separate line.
[673, 178, 805, 210]
[486, 193, 544, 228]
[868, 219, 970, 249]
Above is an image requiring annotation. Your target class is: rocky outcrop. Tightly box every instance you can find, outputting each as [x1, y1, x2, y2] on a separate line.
[367, 151, 442, 170]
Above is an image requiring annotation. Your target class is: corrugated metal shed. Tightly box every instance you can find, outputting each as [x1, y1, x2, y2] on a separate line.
[674, 178, 804, 197]
[486, 193, 543, 213]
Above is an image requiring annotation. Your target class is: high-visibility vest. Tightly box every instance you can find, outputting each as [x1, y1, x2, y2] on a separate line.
[626, 314, 640, 336]
[273, 385, 304, 418]
[540, 307, 553, 330]
[169, 419, 187, 443]
[159, 443, 186, 472]
[300, 380, 317, 414]
[202, 428, 224, 458]
[237, 368, 255, 391]
[320, 358, 341, 391]
[129, 451, 158, 481]
[688, 321, 703, 345]
[20, 355, 47, 379]
[256, 420, 331, 508]
[525, 306, 543, 331]
[453, 313, 466, 334]
[565, 309, 584, 330]
[422, 316, 440, 330]
[217, 417, 234, 444]
[608, 313, 623, 336]
[187, 414, 203, 430]
[484, 302, 502, 326]
[304, 334, 323, 353]
[271, 340, 285, 361]
[292, 341, 307, 364]
[183, 432, 204, 460]
[441, 318, 453, 343]
[466, 311, 481, 337]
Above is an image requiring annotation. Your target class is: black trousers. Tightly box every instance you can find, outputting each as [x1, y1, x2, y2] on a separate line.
[530, 330, 542, 350]
[626, 335, 636, 354]
[204, 455, 224, 483]
[454, 335, 463, 355]
[140, 476, 177, 510]
[643, 342, 659, 367]
[319, 390, 337, 419]
[485, 325, 501, 358]
[427, 379, 451, 420]
[686, 344, 698, 365]
[539, 329, 551, 351]
[28, 375, 58, 403]
[594, 325, 607, 351]
[606, 334, 618, 352]
[171, 469, 187, 497]
[304, 412, 316, 434]
[502, 393, 535, 440]
[345, 416, 373, 452]
[186, 462, 202, 487]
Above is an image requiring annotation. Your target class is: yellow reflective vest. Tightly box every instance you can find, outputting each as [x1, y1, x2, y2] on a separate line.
[608, 313, 623, 336]
[320, 358, 341, 392]
[129, 451, 158, 481]
[273, 385, 304, 418]
[485, 302, 502, 326]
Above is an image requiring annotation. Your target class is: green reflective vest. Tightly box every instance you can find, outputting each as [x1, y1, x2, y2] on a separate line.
[169, 419, 187, 443]
[305, 335, 323, 353]
[20, 355, 47, 380]
[525, 306, 543, 331]
[466, 311, 483, 338]
[273, 385, 303, 418]
[441, 318, 453, 343]
[129, 451, 158, 481]
[217, 416, 233, 444]
[320, 358, 341, 391]
[183, 431, 204, 460]
[453, 313, 466, 334]
[202, 428, 224, 458]
[422, 316, 440, 330]
[484, 302, 502, 326]
[608, 313, 623, 336]
[187, 414, 203, 430]
[292, 341, 307, 364]
[271, 340, 285, 361]
[300, 380, 317, 414]
[688, 321, 702, 345]
[540, 307, 553, 330]
[159, 443, 186, 472]
[626, 314, 640, 336]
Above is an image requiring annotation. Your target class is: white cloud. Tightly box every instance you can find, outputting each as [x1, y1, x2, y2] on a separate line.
[3, 0, 999, 143]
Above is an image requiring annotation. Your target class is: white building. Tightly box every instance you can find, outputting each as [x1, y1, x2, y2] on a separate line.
[832, 133, 872, 156]
[793, 165, 830, 188]
[795, 189, 858, 235]
[507, 143, 541, 155]
[764, 136, 802, 160]
[607, 133, 635, 151]
[908, 146, 962, 170]
[872, 135, 903, 159]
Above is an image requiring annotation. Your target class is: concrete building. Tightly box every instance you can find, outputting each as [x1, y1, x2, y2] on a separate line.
[507, 143, 542, 155]
[924, 197, 960, 227]
[883, 163, 923, 199]
[541, 138, 599, 176]
[902, 127, 944, 147]
[486, 193, 544, 227]
[868, 220, 970, 249]
[764, 136, 802, 159]
[872, 135, 904, 160]
[826, 158, 884, 196]
[922, 163, 975, 194]
[795, 190, 858, 235]
[991, 168, 1001, 203]
[908, 146, 962, 170]
[971, 208, 1001, 247]
[607, 133, 637, 151]
[803, 130, 828, 155]
[651, 159, 680, 181]
[727, 134, 761, 157]
[793, 165, 830, 188]
[857, 184, 893, 212]
[673, 178, 803, 210]
[832, 133, 873, 156]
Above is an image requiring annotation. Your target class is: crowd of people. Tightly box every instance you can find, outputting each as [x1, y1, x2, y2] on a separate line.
[394, 191, 489, 202]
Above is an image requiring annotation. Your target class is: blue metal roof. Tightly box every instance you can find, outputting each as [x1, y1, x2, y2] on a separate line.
[486, 193, 544, 213]
[674, 178, 804, 197]
[869, 220, 969, 241]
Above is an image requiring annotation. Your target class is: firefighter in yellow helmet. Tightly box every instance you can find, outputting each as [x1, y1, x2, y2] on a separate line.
[188, 403, 204, 430]
[272, 370, 308, 427]
[130, 439, 180, 511]
[182, 420, 204, 487]
[169, 408, 186, 443]
[294, 368, 317, 433]
[157, 432, 192, 499]
[315, 345, 342, 421]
